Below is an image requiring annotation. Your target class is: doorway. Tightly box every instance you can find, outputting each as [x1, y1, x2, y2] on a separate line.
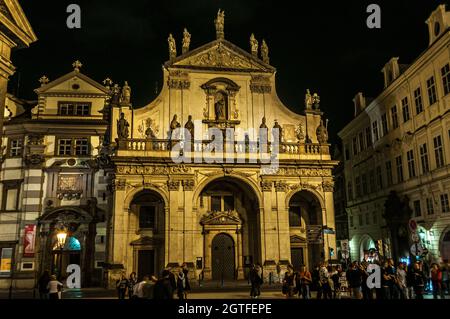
[137, 250, 155, 281]
[211, 234, 235, 280]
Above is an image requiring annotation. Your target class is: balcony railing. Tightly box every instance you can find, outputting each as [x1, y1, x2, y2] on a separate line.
[116, 138, 330, 160]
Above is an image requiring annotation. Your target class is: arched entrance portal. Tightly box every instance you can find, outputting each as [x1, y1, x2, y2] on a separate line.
[199, 177, 260, 280]
[52, 236, 82, 278]
[211, 233, 236, 280]
[129, 190, 165, 281]
[288, 190, 323, 271]
[441, 229, 450, 262]
[360, 235, 377, 262]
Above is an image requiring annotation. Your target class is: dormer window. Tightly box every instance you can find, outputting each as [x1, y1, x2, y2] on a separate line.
[58, 102, 91, 116]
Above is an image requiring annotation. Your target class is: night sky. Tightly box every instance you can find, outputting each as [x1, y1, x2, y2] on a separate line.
[10, 0, 447, 144]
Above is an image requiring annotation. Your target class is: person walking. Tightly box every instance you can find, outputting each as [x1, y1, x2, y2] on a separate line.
[116, 273, 129, 300]
[132, 275, 150, 299]
[297, 265, 312, 299]
[37, 270, 50, 299]
[431, 263, 443, 299]
[47, 275, 63, 300]
[154, 270, 174, 299]
[412, 262, 426, 299]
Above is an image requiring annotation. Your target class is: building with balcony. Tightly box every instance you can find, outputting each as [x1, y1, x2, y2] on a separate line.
[107, 12, 338, 285]
[338, 5, 450, 264]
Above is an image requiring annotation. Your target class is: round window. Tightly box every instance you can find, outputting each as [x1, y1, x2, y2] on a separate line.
[72, 83, 80, 90]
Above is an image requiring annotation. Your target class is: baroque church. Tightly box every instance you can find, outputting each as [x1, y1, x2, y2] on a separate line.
[0, 10, 337, 288]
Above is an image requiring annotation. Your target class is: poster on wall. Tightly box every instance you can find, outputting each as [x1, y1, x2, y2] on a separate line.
[0, 248, 12, 274]
[23, 224, 36, 257]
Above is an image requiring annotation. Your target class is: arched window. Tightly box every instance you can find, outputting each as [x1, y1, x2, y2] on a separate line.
[289, 206, 302, 227]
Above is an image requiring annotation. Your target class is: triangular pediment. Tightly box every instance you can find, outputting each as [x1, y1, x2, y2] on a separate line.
[167, 40, 275, 73]
[0, 0, 37, 47]
[35, 71, 110, 96]
[200, 211, 242, 225]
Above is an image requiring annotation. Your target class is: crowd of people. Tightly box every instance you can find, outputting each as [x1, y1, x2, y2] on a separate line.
[281, 259, 449, 299]
[115, 263, 191, 300]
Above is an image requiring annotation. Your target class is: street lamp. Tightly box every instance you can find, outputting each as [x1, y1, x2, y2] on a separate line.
[56, 228, 67, 280]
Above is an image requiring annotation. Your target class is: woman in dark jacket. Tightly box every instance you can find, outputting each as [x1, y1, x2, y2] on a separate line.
[182, 263, 191, 298]
[250, 264, 263, 299]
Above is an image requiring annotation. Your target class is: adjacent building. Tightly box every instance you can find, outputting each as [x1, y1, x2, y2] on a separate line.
[338, 5, 450, 264]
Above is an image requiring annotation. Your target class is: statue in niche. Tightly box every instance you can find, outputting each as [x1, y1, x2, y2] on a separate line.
[184, 115, 195, 140]
[117, 112, 130, 139]
[296, 122, 305, 142]
[214, 92, 227, 120]
[145, 118, 157, 139]
[170, 114, 181, 139]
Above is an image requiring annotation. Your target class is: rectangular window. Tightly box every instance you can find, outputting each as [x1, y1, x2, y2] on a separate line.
[407, 150, 416, 178]
[441, 194, 450, 213]
[433, 135, 445, 168]
[353, 137, 358, 156]
[427, 76, 437, 105]
[396, 155, 404, 183]
[376, 166, 383, 190]
[419, 143, 430, 174]
[365, 127, 372, 147]
[391, 105, 399, 129]
[58, 102, 91, 116]
[9, 139, 23, 157]
[139, 206, 155, 229]
[359, 132, 365, 152]
[414, 87, 423, 114]
[362, 174, 368, 195]
[442, 63, 450, 96]
[401, 97, 410, 122]
[413, 200, 422, 218]
[381, 113, 388, 136]
[369, 170, 376, 193]
[211, 196, 221, 211]
[347, 182, 353, 201]
[1, 180, 21, 211]
[0, 248, 13, 276]
[355, 177, 361, 198]
[58, 139, 72, 156]
[386, 161, 393, 186]
[426, 198, 434, 215]
[372, 121, 379, 142]
[223, 195, 234, 211]
[75, 138, 89, 156]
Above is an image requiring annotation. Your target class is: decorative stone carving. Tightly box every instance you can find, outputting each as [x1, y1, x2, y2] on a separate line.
[182, 179, 195, 191]
[312, 93, 321, 110]
[274, 181, 289, 192]
[116, 165, 191, 175]
[316, 119, 328, 144]
[200, 210, 242, 226]
[39, 75, 49, 86]
[260, 180, 273, 192]
[260, 39, 269, 64]
[290, 183, 320, 192]
[114, 179, 127, 191]
[214, 9, 225, 40]
[184, 115, 194, 139]
[169, 115, 181, 139]
[27, 134, 44, 145]
[250, 33, 258, 56]
[121, 81, 131, 105]
[322, 180, 334, 192]
[305, 89, 313, 110]
[117, 112, 130, 139]
[168, 33, 177, 60]
[182, 28, 191, 54]
[265, 167, 332, 177]
[295, 122, 305, 142]
[72, 60, 82, 72]
[167, 180, 180, 191]
[25, 154, 45, 168]
[272, 120, 283, 144]
[250, 75, 271, 94]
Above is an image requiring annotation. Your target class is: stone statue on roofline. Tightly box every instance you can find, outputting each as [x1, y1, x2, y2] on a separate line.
[182, 28, 191, 54]
[261, 39, 269, 64]
[215, 9, 225, 39]
[168, 33, 177, 60]
[250, 33, 258, 56]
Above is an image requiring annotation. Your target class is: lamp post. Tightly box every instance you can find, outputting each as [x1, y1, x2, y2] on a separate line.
[56, 228, 67, 281]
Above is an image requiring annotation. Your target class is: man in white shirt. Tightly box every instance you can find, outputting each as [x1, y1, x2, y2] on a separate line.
[133, 275, 149, 299]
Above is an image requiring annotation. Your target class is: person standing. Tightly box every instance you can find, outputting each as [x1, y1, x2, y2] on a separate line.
[128, 272, 138, 299]
[154, 270, 174, 300]
[282, 265, 296, 298]
[347, 261, 363, 299]
[318, 262, 331, 299]
[143, 275, 158, 299]
[181, 263, 191, 299]
[133, 275, 150, 299]
[250, 264, 263, 299]
[177, 269, 187, 300]
[47, 275, 63, 300]
[37, 270, 50, 299]
[116, 274, 129, 300]
[442, 261, 449, 296]
[431, 263, 443, 299]
[396, 262, 408, 299]
[297, 265, 312, 299]
[412, 262, 426, 299]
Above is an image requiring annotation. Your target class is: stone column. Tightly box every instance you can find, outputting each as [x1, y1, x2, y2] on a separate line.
[202, 230, 212, 280]
[236, 227, 244, 279]
[167, 180, 181, 266]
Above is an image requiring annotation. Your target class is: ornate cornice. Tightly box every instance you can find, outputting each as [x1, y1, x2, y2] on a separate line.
[116, 164, 191, 175]
[260, 180, 273, 192]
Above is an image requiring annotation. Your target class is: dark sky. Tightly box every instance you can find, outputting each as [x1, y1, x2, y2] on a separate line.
[10, 0, 447, 144]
